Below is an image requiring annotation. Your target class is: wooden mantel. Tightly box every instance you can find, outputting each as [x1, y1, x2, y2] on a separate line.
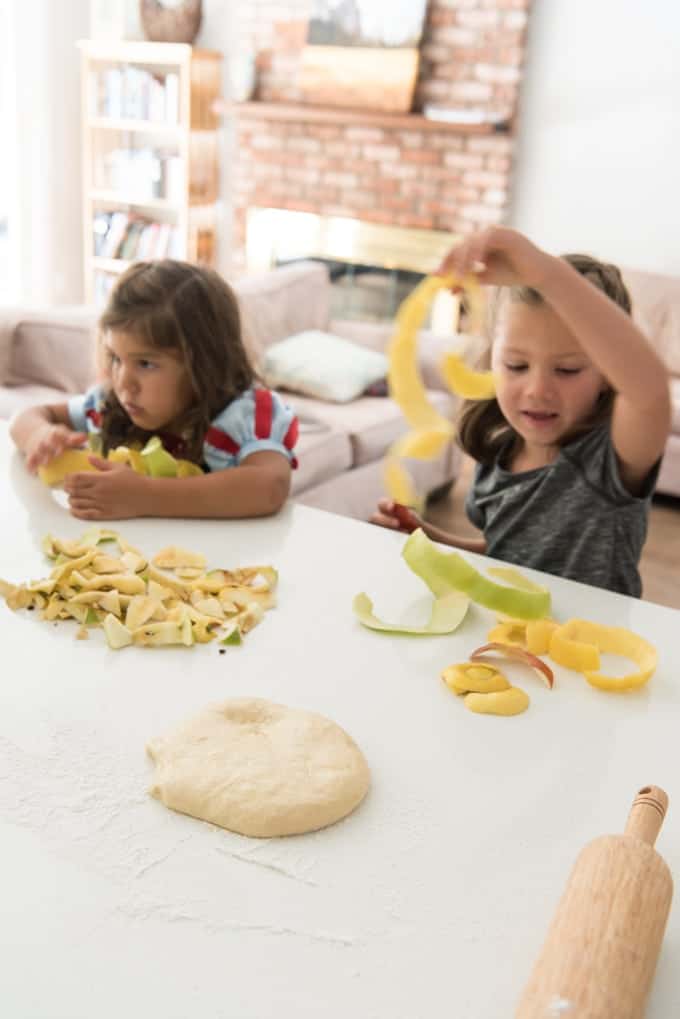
[217, 100, 510, 135]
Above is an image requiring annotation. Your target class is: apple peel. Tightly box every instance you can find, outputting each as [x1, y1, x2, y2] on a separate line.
[384, 272, 486, 507]
[439, 352, 495, 400]
[403, 528, 551, 618]
[38, 436, 204, 486]
[353, 590, 469, 636]
[465, 686, 529, 716]
[1, 529, 277, 651]
[548, 619, 656, 691]
[470, 642, 554, 688]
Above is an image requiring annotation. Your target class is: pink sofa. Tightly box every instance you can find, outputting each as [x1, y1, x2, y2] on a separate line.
[0, 261, 462, 519]
[621, 268, 680, 497]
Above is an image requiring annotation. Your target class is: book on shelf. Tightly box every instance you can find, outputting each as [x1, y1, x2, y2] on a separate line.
[154, 222, 172, 258]
[167, 225, 183, 260]
[93, 67, 181, 123]
[164, 73, 179, 124]
[93, 211, 113, 256]
[136, 222, 157, 260]
[102, 211, 130, 258]
[118, 220, 145, 261]
[94, 213, 184, 263]
[103, 68, 124, 119]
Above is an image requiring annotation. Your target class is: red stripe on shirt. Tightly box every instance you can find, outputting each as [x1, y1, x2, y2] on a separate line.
[205, 426, 240, 456]
[86, 408, 102, 427]
[282, 417, 299, 451]
[254, 389, 273, 439]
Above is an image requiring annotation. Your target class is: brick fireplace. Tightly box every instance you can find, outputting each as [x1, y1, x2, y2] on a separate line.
[228, 0, 531, 274]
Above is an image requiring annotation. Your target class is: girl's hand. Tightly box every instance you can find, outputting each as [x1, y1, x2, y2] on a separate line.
[63, 457, 150, 520]
[438, 226, 554, 291]
[25, 425, 88, 473]
[370, 498, 422, 534]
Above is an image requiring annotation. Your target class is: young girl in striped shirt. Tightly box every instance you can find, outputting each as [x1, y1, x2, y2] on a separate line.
[11, 260, 298, 520]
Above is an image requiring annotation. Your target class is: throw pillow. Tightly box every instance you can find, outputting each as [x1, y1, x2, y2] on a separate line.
[262, 330, 388, 404]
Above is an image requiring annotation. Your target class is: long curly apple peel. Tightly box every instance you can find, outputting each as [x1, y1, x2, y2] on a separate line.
[470, 642, 554, 688]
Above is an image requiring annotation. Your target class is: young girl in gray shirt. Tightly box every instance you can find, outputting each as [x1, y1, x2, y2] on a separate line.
[372, 227, 671, 597]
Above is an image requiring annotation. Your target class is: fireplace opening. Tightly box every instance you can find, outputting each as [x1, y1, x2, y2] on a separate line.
[246, 207, 461, 331]
[275, 255, 423, 321]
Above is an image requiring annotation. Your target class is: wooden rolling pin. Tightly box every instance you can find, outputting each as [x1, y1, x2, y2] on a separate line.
[516, 785, 673, 1018]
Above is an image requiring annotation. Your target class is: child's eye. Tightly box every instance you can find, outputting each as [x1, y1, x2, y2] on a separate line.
[138, 359, 156, 370]
[556, 367, 582, 376]
[108, 351, 120, 366]
[504, 362, 527, 373]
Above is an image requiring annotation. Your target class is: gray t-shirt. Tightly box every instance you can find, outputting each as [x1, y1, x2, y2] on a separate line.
[464, 426, 660, 597]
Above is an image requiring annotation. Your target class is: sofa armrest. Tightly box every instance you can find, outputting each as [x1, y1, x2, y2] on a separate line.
[0, 311, 19, 384]
[329, 317, 489, 392]
[0, 305, 99, 393]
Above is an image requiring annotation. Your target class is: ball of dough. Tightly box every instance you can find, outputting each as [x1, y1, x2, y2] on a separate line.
[147, 698, 370, 837]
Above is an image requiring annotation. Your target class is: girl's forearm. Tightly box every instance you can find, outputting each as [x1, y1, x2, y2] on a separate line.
[421, 519, 487, 554]
[539, 257, 670, 410]
[9, 406, 55, 453]
[139, 464, 290, 519]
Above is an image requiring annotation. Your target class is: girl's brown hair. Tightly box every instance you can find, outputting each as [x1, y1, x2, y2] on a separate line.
[457, 254, 632, 465]
[97, 260, 255, 460]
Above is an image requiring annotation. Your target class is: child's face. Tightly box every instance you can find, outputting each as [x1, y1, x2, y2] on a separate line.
[492, 301, 606, 451]
[103, 329, 194, 432]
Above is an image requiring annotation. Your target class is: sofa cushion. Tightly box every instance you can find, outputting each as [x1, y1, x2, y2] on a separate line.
[262, 330, 388, 403]
[286, 390, 460, 468]
[290, 417, 353, 495]
[330, 319, 489, 392]
[235, 261, 331, 364]
[3, 308, 98, 392]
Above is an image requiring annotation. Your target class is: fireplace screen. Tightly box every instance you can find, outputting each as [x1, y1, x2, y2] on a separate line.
[246, 207, 460, 329]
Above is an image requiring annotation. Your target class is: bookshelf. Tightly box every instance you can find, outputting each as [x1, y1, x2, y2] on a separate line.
[79, 40, 222, 304]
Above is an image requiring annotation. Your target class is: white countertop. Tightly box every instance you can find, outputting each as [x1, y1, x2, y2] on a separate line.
[1, 425, 679, 1018]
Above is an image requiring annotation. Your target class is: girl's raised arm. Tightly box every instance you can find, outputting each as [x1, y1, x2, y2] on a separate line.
[539, 257, 671, 492]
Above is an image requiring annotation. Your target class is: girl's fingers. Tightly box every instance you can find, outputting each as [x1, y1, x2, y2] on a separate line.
[66, 431, 88, 446]
[370, 513, 399, 529]
[64, 472, 98, 494]
[70, 507, 100, 520]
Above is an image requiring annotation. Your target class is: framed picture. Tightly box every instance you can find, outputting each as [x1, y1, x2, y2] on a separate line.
[300, 0, 429, 113]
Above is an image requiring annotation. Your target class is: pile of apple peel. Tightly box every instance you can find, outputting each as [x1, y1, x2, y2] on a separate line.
[38, 435, 203, 486]
[0, 528, 276, 651]
[481, 616, 657, 692]
[353, 529, 550, 636]
[384, 272, 494, 508]
[441, 662, 530, 716]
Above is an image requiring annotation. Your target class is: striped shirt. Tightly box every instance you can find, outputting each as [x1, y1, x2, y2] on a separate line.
[68, 384, 299, 471]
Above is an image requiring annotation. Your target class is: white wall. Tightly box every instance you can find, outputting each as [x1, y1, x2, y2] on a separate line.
[511, 1, 680, 275]
[9, 0, 89, 304]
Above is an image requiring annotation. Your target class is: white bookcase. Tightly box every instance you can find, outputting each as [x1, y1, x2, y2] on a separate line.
[79, 40, 222, 303]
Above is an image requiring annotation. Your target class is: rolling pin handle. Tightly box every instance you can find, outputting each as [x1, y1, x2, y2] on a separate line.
[624, 785, 668, 846]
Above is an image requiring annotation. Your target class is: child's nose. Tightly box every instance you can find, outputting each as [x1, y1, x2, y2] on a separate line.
[526, 368, 554, 401]
[118, 365, 139, 394]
